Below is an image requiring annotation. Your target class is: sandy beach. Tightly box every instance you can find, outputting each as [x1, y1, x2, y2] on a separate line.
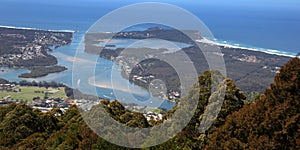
[196, 38, 296, 58]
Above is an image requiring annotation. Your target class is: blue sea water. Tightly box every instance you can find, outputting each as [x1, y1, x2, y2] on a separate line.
[0, 0, 300, 109]
[0, 0, 299, 53]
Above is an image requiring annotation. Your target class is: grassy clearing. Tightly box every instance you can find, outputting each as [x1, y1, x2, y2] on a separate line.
[151, 108, 162, 114]
[0, 86, 67, 102]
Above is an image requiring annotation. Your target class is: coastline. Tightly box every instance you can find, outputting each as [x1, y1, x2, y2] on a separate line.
[1, 25, 296, 99]
[83, 28, 295, 98]
[0, 25, 77, 33]
[196, 38, 297, 58]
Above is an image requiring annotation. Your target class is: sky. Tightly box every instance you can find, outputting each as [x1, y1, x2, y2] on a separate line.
[4, 0, 300, 8]
[3, 0, 300, 15]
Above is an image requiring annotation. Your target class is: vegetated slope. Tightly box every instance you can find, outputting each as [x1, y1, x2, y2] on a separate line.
[0, 70, 246, 149]
[0, 103, 135, 149]
[149, 70, 246, 149]
[207, 57, 300, 149]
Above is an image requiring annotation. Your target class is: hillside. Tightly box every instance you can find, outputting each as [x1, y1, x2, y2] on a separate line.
[0, 71, 247, 149]
[207, 57, 300, 149]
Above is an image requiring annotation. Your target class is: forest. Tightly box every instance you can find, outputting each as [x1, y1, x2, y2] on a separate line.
[0, 57, 299, 149]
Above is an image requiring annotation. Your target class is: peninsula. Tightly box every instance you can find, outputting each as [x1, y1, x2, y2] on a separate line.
[85, 27, 291, 97]
[0, 26, 74, 78]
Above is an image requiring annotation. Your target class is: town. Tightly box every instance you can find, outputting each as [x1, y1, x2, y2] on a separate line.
[0, 27, 73, 67]
[113, 52, 182, 103]
[0, 80, 166, 121]
[0, 81, 78, 113]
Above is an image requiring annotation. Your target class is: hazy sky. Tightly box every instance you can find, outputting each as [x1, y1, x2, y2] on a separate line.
[2, 0, 297, 16]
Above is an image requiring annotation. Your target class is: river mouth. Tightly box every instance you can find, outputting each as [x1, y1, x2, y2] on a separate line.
[71, 35, 188, 110]
[37, 31, 180, 110]
[0, 28, 192, 110]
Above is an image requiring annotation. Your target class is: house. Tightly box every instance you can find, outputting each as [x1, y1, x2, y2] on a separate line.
[64, 99, 76, 105]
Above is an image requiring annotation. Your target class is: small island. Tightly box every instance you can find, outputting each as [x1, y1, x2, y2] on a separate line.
[0, 26, 74, 78]
[18, 65, 67, 78]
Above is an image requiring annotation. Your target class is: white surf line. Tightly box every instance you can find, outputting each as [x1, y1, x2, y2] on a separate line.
[0, 25, 76, 33]
[196, 38, 296, 58]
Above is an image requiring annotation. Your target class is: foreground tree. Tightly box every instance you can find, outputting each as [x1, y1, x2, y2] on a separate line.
[207, 57, 300, 149]
[149, 70, 246, 149]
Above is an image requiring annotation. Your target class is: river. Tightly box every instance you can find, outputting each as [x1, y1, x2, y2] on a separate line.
[0, 31, 179, 110]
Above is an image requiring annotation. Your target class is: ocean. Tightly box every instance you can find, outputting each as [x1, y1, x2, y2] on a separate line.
[0, 0, 299, 53]
[0, 0, 299, 109]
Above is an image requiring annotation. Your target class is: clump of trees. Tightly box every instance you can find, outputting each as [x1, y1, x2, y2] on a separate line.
[0, 78, 9, 84]
[19, 80, 65, 88]
[147, 70, 246, 149]
[207, 57, 300, 149]
[0, 103, 130, 149]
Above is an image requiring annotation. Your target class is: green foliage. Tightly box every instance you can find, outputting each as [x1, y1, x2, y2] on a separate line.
[0, 100, 147, 149]
[207, 57, 300, 149]
[149, 70, 246, 149]
[0, 103, 41, 146]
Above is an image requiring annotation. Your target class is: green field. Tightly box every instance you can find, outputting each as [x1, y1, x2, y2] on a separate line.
[0, 86, 67, 102]
[151, 108, 162, 114]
